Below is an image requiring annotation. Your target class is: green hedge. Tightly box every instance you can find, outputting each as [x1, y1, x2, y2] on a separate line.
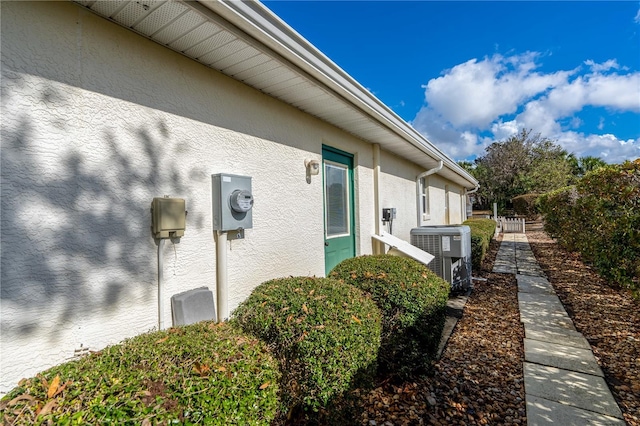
[539, 160, 640, 295]
[231, 277, 381, 415]
[512, 193, 540, 220]
[329, 255, 449, 378]
[463, 218, 497, 271]
[537, 186, 579, 249]
[0, 322, 280, 425]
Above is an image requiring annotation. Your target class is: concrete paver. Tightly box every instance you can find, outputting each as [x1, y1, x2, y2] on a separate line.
[523, 323, 591, 350]
[526, 395, 626, 425]
[524, 363, 623, 419]
[518, 292, 565, 305]
[517, 275, 555, 295]
[519, 302, 576, 330]
[491, 231, 623, 425]
[524, 339, 603, 377]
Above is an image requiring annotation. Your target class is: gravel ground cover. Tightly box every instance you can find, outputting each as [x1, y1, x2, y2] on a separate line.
[527, 224, 640, 426]
[358, 234, 528, 426]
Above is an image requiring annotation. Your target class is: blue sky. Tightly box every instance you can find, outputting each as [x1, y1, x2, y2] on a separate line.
[262, 1, 640, 163]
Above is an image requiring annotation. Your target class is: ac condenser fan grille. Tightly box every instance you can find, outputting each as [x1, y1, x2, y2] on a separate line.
[410, 234, 443, 278]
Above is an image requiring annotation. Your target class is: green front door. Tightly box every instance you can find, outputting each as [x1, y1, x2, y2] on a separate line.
[323, 146, 356, 275]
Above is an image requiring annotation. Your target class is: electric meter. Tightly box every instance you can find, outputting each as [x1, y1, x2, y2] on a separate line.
[211, 174, 253, 231]
[230, 189, 254, 213]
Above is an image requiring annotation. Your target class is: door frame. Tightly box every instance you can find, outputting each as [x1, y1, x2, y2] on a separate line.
[322, 145, 356, 275]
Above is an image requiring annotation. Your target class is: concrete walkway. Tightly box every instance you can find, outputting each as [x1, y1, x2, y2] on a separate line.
[493, 233, 625, 425]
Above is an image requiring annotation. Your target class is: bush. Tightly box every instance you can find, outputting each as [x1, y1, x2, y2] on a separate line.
[539, 160, 640, 296]
[537, 186, 579, 249]
[231, 277, 381, 415]
[512, 193, 540, 220]
[329, 255, 450, 378]
[463, 218, 497, 271]
[0, 322, 280, 425]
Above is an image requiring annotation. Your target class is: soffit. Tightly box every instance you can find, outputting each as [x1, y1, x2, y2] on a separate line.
[73, 0, 477, 188]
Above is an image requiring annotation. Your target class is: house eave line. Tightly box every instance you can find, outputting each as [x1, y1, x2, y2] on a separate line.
[197, 0, 478, 188]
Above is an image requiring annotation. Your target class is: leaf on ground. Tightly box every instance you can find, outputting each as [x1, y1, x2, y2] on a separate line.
[8, 394, 36, 406]
[46, 375, 60, 399]
[53, 381, 71, 398]
[156, 336, 169, 344]
[37, 399, 57, 417]
[351, 315, 362, 324]
[193, 362, 211, 376]
[259, 381, 270, 390]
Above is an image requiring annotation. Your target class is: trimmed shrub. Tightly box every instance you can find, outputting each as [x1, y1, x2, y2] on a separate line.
[231, 277, 381, 414]
[537, 186, 579, 249]
[539, 159, 640, 295]
[329, 255, 450, 378]
[512, 193, 540, 220]
[0, 322, 280, 425]
[463, 218, 497, 271]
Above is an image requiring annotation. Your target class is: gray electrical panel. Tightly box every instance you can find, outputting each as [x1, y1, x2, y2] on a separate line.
[212, 173, 253, 231]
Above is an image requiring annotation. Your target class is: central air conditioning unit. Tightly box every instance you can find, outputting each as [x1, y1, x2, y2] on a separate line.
[410, 225, 472, 293]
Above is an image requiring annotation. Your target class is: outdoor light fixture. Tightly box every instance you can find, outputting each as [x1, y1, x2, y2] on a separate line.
[305, 159, 320, 175]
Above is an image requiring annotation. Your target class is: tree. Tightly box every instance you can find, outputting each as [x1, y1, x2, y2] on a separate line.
[471, 129, 574, 211]
[568, 155, 608, 177]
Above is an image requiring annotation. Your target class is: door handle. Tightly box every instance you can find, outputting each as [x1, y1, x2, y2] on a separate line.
[324, 242, 329, 246]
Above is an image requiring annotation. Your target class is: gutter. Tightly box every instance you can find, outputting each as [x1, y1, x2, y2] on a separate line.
[197, 0, 477, 188]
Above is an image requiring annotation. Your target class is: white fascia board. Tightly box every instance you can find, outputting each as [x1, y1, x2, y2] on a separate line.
[197, 0, 478, 188]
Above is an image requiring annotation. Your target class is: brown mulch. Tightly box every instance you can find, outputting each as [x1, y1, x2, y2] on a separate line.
[355, 223, 639, 426]
[358, 234, 527, 425]
[527, 224, 640, 426]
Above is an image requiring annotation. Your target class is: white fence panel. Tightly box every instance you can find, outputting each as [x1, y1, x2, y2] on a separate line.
[493, 216, 526, 233]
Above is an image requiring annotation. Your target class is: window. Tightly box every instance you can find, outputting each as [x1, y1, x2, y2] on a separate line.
[445, 185, 450, 225]
[420, 176, 430, 221]
[324, 161, 350, 237]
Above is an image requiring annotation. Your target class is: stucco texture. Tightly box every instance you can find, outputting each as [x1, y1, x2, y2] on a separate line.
[0, 1, 466, 393]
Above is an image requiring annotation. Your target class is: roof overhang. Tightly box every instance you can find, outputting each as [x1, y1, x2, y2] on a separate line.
[73, 0, 478, 189]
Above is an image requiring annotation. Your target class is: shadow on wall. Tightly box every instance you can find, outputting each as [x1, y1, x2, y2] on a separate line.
[1, 81, 206, 341]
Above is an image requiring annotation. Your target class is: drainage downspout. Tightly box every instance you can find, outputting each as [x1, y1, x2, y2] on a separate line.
[373, 143, 382, 254]
[215, 231, 229, 322]
[416, 160, 443, 226]
[464, 184, 480, 221]
[157, 239, 165, 330]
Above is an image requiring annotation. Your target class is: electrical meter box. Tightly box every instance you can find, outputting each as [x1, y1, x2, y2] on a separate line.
[212, 173, 253, 231]
[152, 197, 186, 238]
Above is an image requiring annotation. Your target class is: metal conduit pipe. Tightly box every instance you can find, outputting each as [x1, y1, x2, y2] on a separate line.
[415, 160, 443, 226]
[157, 239, 165, 330]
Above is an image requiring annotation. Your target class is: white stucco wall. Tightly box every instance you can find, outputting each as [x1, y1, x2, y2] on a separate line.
[0, 1, 467, 394]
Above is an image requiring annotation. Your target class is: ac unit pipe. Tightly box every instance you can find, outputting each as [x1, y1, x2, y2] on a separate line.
[215, 230, 229, 322]
[415, 160, 443, 226]
[157, 238, 165, 330]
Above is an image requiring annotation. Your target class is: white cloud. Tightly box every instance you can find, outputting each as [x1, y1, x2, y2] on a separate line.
[556, 133, 640, 163]
[585, 59, 619, 73]
[412, 52, 640, 163]
[411, 107, 488, 159]
[635, 8, 640, 23]
[422, 53, 573, 128]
